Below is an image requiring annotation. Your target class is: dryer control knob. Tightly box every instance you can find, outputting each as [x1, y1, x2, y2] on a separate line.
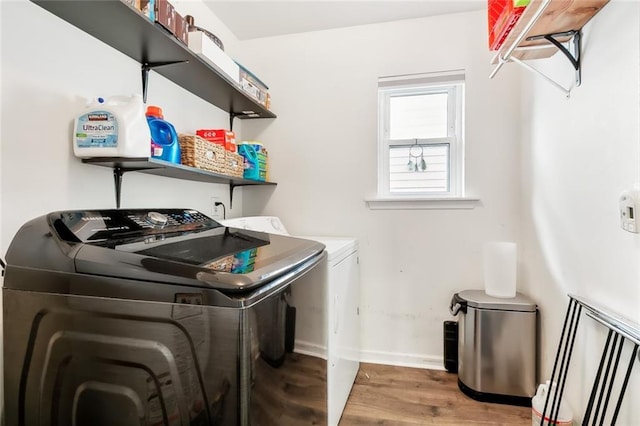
[146, 211, 168, 227]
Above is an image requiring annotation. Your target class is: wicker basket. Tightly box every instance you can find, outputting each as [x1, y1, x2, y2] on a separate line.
[178, 134, 226, 175]
[225, 151, 245, 178]
[204, 255, 234, 272]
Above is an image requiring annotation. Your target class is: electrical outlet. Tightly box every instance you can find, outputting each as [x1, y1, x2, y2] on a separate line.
[211, 196, 223, 219]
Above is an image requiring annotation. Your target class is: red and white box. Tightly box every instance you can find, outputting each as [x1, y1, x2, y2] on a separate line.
[196, 129, 236, 152]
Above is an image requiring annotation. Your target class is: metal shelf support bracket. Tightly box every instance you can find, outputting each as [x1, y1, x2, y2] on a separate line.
[229, 183, 238, 209]
[230, 112, 239, 132]
[111, 164, 165, 208]
[229, 111, 262, 131]
[141, 61, 188, 103]
[114, 167, 125, 209]
[510, 56, 572, 97]
[528, 29, 582, 87]
[500, 30, 582, 98]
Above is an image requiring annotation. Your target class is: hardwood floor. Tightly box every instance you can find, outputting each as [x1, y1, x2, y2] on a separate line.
[252, 353, 328, 425]
[249, 353, 531, 425]
[340, 363, 532, 425]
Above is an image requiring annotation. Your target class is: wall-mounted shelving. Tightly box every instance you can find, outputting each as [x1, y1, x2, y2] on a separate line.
[32, 0, 278, 210]
[83, 157, 276, 209]
[31, 0, 276, 125]
[490, 0, 610, 97]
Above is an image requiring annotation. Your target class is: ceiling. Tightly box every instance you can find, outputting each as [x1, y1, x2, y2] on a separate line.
[205, 1, 486, 40]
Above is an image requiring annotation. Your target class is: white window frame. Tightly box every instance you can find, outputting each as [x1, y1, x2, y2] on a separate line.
[376, 71, 466, 201]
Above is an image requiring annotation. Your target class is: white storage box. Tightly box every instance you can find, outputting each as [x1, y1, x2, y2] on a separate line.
[188, 31, 239, 84]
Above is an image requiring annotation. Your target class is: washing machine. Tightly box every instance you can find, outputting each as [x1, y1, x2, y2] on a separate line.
[2, 208, 329, 426]
[221, 217, 360, 426]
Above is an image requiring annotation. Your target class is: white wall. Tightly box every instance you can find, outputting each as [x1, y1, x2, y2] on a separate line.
[520, 0, 640, 423]
[238, 10, 523, 368]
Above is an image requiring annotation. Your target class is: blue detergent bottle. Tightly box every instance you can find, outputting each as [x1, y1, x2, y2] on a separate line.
[146, 105, 181, 164]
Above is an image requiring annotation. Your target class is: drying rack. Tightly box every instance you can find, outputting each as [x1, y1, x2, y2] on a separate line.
[539, 294, 639, 425]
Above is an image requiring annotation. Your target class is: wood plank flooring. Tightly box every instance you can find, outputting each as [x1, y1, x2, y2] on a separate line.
[340, 363, 531, 425]
[252, 353, 328, 425]
[250, 353, 531, 425]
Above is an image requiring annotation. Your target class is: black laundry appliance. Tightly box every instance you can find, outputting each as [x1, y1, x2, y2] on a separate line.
[2, 208, 327, 425]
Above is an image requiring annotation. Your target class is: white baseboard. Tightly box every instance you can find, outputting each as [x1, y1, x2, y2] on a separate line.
[359, 349, 445, 371]
[294, 343, 446, 371]
[294, 340, 328, 360]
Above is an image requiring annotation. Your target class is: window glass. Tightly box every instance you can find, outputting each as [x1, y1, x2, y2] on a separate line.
[389, 144, 449, 193]
[389, 93, 448, 140]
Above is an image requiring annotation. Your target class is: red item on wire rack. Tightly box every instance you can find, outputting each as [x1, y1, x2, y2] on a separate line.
[488, 0, 528, 51]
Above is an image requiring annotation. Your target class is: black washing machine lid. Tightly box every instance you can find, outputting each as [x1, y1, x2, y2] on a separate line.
[9, 209, 325, 293]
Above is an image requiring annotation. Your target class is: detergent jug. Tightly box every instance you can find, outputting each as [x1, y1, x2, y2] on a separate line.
[531, 381, 573, 426]
[73, 94, 150, 158]
[146, 106, 181, 164]
[146, 105, 180, 164]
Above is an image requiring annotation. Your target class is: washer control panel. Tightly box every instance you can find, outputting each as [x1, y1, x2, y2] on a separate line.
[53, 209, 219, 242]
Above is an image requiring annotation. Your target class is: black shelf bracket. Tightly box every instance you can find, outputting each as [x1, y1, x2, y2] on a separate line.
[228, 181, 277, 209]
[141, 61, 188, 103]
[229, 111, 264, 131]
[229, 182, 239, 209]
[230, 112, 239, 132]
[111, 164, 165, 208]
[114, 167, 125, 208]
[527, 30, 581, 87]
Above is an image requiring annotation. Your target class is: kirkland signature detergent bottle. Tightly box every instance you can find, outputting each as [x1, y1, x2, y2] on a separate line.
[73, 94, 150, 158]
[146, 105, 181, 164]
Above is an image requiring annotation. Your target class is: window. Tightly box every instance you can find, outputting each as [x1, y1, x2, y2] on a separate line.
[377, 71, 465, 199]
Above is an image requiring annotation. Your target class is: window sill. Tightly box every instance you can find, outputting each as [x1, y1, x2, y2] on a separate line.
[365, 197, 480, 210]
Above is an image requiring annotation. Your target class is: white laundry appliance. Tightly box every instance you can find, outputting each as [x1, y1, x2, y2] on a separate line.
[221, 216, 360, 426]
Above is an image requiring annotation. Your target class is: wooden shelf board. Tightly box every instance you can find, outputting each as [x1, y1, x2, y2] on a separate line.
[492, 0, 610, 64]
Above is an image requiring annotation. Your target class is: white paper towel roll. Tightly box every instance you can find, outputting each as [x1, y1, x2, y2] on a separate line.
[483, 242, 517, 298]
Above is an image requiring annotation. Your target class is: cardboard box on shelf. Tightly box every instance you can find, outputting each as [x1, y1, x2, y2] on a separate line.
[174, 12, 189, 45]
[196, 129, 237, 152]
[240, 78, 268, 106]
[155, 0, 175, 34]
[237, 63, 269, 107]
[188, 31, 240, 84]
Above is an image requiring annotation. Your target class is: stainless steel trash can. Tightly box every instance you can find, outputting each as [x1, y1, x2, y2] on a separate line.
[449, 290, 537, 406]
